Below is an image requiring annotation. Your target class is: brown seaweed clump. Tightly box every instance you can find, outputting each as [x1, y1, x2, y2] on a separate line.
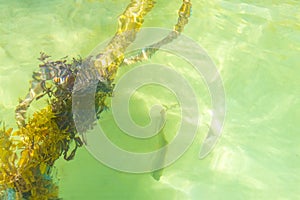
[0, 0, 192, 199]
[0, 108, 66, 199]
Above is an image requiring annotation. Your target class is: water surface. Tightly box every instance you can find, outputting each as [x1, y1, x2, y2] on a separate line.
[0, 0, 299, 199]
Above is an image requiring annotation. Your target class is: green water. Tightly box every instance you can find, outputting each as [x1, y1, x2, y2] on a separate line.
[0, 0, 299, 199]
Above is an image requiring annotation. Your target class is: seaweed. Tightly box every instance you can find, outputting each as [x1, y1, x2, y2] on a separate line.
[0, 0, 192, 199]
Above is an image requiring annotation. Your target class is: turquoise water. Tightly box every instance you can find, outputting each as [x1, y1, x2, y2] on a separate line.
[0, 0, 299, 199]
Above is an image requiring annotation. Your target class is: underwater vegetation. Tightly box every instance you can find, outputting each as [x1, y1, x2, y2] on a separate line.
[0, 0, 192, 199]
